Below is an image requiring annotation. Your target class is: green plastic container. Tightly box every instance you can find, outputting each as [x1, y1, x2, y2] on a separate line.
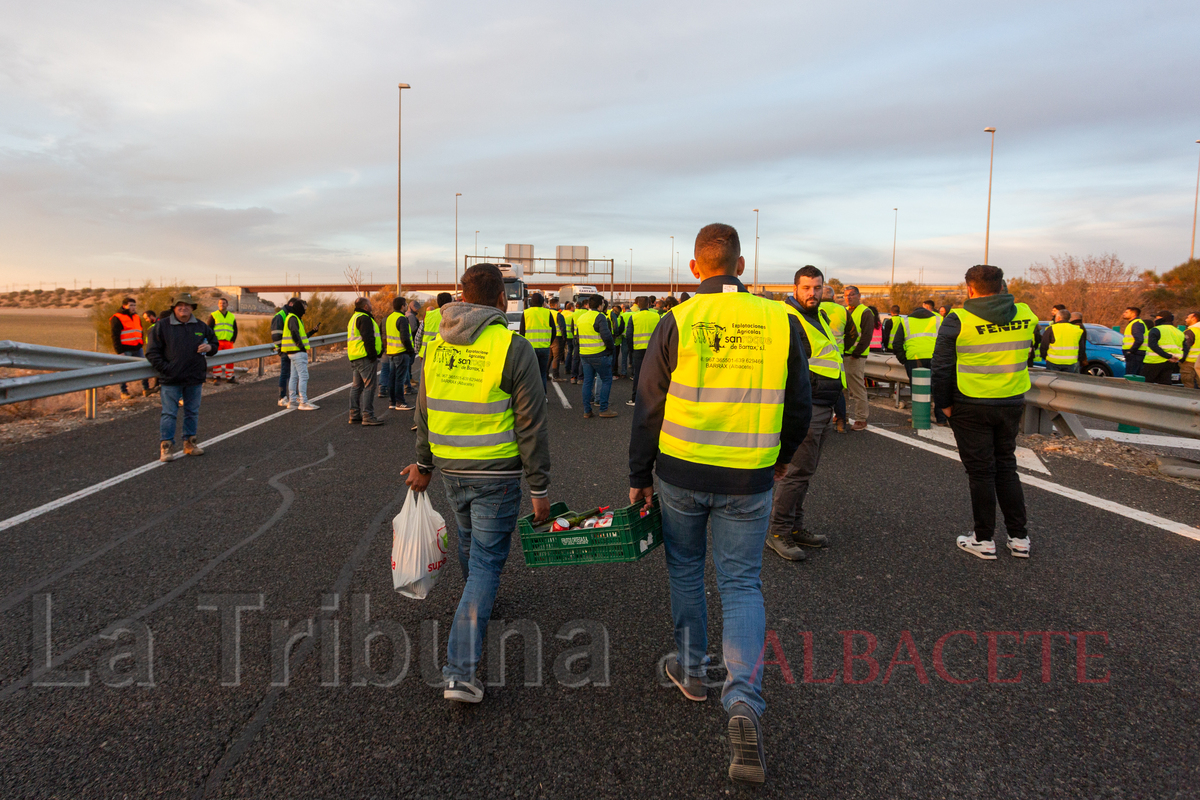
[517, 495, 663, 567]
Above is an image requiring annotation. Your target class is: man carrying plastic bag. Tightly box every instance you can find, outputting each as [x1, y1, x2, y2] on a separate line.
[402, 262, 551, 705]
[390, 489, 449, 600]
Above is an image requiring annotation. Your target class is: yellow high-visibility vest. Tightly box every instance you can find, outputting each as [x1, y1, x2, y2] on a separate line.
[902, 314, 941, 360]
[847, 304, 870, 353]
[660, 292, 791, 470]
[819, 301, 847, 353]
[631, 309, 660, 350]
[520, 307, 553, 348]
[1143, 324, 1184, 364]
[887, 315, 906, 349]
[564, 310, 576, 339]
[418, 307, 442, 360]
[575, 309, 606, 355]
[619, 310, 635, 340]
[1186, 323, 1200, 364]
[950, 304, 1038, 398]
[1122, 319, 1148, 352]
[385, 311, 408, 355]
[347, 311, 380, 360]
[424, 323, 519, 462]
[211, 310, 236, 342]
[281, 314, 308, 353]
[785, 304, 844, 381]
[1045, 322, 1083, 365]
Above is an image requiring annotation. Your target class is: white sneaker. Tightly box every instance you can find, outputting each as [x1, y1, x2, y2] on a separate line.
[297, 402, 319, 411]
[277, 397, 288, 407]
[626, 400, 636, 406]
[956, 533, 997, 560]
[1007, 537, 1031, 558]
[396, 403, 413, 411]
[444, 677, 484, 703]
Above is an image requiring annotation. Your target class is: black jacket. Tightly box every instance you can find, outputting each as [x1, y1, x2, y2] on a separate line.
[352, 312, 381, 361]
[1039, 323, 1088, 366]
[1123, 319, 1146, 355]
[109, 309, 143, 355]
[629, 276, 812, 495]
[145, 313, 219, 386]
[931, 294, 1034, 409]
[785, 296, 844, 407]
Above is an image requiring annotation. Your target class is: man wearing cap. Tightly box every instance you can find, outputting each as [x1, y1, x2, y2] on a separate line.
[145, 293, 220, 462]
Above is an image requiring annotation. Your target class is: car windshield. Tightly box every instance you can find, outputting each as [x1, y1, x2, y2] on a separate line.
[506, 312, 522, 323]
[1085, 324, 1123, 347]
[504, 281, 522, 300]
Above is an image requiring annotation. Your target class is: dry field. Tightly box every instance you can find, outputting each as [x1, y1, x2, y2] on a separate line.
[0, 310, 96, 350]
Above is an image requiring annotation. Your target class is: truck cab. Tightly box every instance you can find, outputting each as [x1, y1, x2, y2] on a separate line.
[498, 263, 527, 331]
[558, 284, 599, 307]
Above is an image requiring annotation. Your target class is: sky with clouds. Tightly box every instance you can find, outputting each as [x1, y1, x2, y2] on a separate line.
[0, 0, 1197, 291]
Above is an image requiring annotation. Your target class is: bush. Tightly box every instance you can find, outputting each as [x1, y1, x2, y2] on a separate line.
[91, 282, 206, 353]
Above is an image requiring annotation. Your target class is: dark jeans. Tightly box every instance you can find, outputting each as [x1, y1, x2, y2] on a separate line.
[581, 354, 612, 413]
[1124, 350, 1144, 377]
[571, 341, 582, 380]
[1140, 361, 1176, 385]
[379, 359, 391, 397]
[905, 360, 947, 422]
[119, 346, 151, 394]
[1046, 362, 1080, 373]
[389, 353, 412, 405]
[562, 339, 575, 379]
[533, 348, 550, 393]
[349, 358, 378, 420]
[769, 404, 833, 536]
[947, 402, 1027, 542]
[278, 351, 291, 399]
[631, 349, 646, 403]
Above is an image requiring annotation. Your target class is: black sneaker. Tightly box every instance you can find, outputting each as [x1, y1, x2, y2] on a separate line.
[444, 677, 484, 703]
[765, 531, 806, 561]
[727, 702, 766, 785]
[348, 417, 362, 425]
[664, 658, 707, 701]
[791, 529, 828, 548]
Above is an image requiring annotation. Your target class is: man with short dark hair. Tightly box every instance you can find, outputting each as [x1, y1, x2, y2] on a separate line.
[207, 297, 238, 383]
[1142, 311, 1183, 385]
[1181, 311, 1200, 389]
[270, 301, 292, 406]
[110, 296, 152, 399]
[629, 223, 810, 785]
[348, 296, 384, 425]
[892, 294, 946, 423]
[882, 304, 904, 352]
[385, 296, 415, 410]
[518, 292, 555, 392]
[842, 285, 875, 430]
[1040, 308, 1087, 373]
[145, 293, 219, 461]
[576, 294, 616, 417]
[1120, 306, 1149, 377]
[932, 265, 1036, 560]
[922, 299, 936, 311]
[403, 262, 550, 706]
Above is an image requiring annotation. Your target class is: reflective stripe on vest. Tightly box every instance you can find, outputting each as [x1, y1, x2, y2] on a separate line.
[347, 311, 380, 360]
[424, 324, 519, 462]
[660, 293, 790, 470]
[620, 310, 634, 339]
[950, 304, 1037, 398]
[111, 311, 143, 347]
[632, 309, 660, 350]
[520, 307, 553, 348]
[819, 301, 847, 353]
[847, 304, 869, 353]
[419, 307, 442, 359]
[1122, 319, 1148, 352]
[280, 314, 308, 353]
[1143, 324, 1184, 364]
[211, 310, 236, 341]
[1186, 323, 1200, 363]
[1045, 322, 1083, 365]
[887, 316, 906, 349]
[575, 310, 606, 355]
[385, 311, 407, 355]
[785, 304, 844, 380]
[564, 310, 576, 339]
[901, 314, 941, 360]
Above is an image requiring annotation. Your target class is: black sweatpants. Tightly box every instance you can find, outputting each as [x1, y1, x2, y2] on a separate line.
[630, 349, 646, 403]
[947, 402, 1027, 542]
[1140, 361, 1176, 386]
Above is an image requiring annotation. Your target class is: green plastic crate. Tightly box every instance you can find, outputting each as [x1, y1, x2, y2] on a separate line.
[517, 495, 663, 567]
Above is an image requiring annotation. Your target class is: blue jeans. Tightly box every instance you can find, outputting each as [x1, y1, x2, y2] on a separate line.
[389, 353, 412, 405]
[159, 384, 202, 442]
[378, 359, 391, 397]
[277, 350, 291, 399]
[658, 478, 772, 717]
[441, 474, 523, 682]
[563, 340, 576, 379]
[534, 348, 550, 393]
[581, 354, 612, 413]
[287, 351, 310, 403]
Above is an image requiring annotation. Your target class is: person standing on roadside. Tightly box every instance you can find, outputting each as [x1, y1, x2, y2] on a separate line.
[1141, 311, 1183, 385]
[348, 297, 384, 426]
[207, 297, 238, 383]
[281, 299, 319, 411]
[562, 301, 578, 383]
[1181, 311, 1200, 390]
[518, 292, 555, 392]
[271, 303, 292, 407]
[385, 296, 415, 411]
[403, 262, 550, 705]
[1039, 308, 1087, 373]
[626, 295, 658, 407]
[145, 293, 219, 461]
[548, 297, 567, 381]
[110, 297, 152, 399]
[628, 224, 810, 786]
[818, 287, 848, 433]
[1120, 306, 1149, 377]
[842, 285, 875, 430]
[892, 297, 947, 423]
[575, 294, 616, 418]
[406, 299, 421, 391]
[932, 265, 1036, 561]
[619, 301, 635, 378]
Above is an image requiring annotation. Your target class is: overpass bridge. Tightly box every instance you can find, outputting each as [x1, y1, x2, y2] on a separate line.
[240, 282, 962, 300]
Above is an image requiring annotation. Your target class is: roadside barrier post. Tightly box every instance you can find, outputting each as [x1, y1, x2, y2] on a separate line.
[1117, 373, 1145, 434]
[910, 367, 931, 430]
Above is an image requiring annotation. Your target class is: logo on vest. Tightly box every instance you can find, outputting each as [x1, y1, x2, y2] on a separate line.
[432, 346, 487, 373]
[973, 319, 1032, 335]
[691, 322, 727, 351]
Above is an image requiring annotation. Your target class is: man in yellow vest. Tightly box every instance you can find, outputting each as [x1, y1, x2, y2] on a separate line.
[932, 265, 1037, 560]
[562, 301, 581, 383]
[818, 287, 849, 433]
[767, 266, 844, 561]
[619, 302, 636, 378]
[403, 263, 550, 705]
[625, 295, 658, 406]
[518, 292, 555, 392]
[548, 297, 567, 381]
[384, 296, 415, 411]
[207, 297, 238, 383]
[892, 300, 947, 423]
[1181, 311, 1199, 390]
[628, 224, 811, 785]
[1141, 311, 1185, 385]
[347, 297, 384, 425]
[882, 305, 904, 352]
[842, 285, 876, 430]
[1039, 308, 1087, 373]
[280, 298, 319, 410]
[1119, 306, 1149, 377]
[110, 296, 151, 399]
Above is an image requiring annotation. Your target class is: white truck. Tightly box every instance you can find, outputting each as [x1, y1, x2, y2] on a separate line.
[558, 284, 600, 306]
[498, 263, 528, 331]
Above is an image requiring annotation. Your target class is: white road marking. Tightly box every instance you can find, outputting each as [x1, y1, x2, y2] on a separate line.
[917, 425, 1050, 474]
[868, 424, 1200, 542]
[552, 380, 571, 409]
[0, 382, 352, 533]
[1085, 429, 1200, 451]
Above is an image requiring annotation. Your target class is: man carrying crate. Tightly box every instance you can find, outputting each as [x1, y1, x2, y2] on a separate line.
[403, 262, 551, 705]
[628, 223, 812, 786]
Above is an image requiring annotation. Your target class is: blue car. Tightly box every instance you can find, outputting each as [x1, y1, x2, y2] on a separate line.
[1033, 322, 1126, 378]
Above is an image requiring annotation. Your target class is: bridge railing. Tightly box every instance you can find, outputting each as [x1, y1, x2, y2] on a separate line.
[0, 333, 349, 407]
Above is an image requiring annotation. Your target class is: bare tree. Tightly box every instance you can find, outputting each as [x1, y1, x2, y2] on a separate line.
[344, 264, 364, 296]
[1026, 254, 1138, 324]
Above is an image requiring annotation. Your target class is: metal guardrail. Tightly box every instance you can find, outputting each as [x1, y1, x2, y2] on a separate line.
[0, 341, 142, 371]
[0, 333, 348, 406]
[865, 353, 1200, 440]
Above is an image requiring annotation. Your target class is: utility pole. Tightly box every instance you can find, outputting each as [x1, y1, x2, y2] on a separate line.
[890, 208, 898, 286]
[984, 126, 997, 264]
[397, 82, 411, 294]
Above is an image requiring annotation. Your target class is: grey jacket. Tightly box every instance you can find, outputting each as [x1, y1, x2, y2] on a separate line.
[415, 303, 551, 497]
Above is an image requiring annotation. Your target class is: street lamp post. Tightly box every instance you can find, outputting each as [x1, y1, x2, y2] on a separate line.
[752, 209, 760, 293]
[629, 248, 632, 295]
[890, 208, 898, 286]
[984, 126, 996, 264]
[455, 193, 462, 294]
[396, 82, 411, 294]
[475, 231, 479, 258]
[1191, 139, 1200, 262]
[669, 236, 674, 296]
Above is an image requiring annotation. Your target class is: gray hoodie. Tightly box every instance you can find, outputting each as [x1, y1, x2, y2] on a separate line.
[415, 302, 551, 497]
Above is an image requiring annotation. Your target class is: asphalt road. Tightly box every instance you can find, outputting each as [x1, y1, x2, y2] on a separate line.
[1, 355, 1198, 799]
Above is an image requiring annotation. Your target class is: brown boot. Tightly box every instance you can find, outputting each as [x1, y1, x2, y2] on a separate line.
[159, 441, 175, 462]
[183, 436, 205, 456]
[835, 419, 846, 434]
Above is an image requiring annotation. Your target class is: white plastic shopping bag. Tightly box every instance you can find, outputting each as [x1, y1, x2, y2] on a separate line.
[390, 488, 450, 600]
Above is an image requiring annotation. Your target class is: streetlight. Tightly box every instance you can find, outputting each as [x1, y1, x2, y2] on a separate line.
[396, 83, 411, 294]
[984, 126, 996, 264]
[752, 209, 760, 293]
[475, 230, 479, 258]
[890, 208, 898, 286]
[1191, 139, 1200, 262]
[669, 235, 674, 295]
[629, 248, 633, 295]
[455, 192, 462, 294]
